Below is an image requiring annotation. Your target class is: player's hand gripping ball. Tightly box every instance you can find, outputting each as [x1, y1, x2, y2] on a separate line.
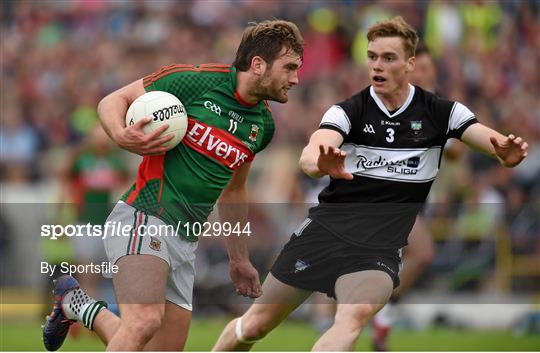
[126, 91, 188, 148]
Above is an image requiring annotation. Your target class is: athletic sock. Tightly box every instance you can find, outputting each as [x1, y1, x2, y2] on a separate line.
[374, 303, 395, 328]
[372, 304, 395, 351]
[62, 288, 108, 331]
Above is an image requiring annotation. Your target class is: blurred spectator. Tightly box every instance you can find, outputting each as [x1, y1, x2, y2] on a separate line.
[0, 103, 41, 182]
[1, 0, 538, 297]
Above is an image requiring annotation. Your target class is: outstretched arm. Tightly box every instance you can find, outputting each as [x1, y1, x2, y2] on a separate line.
[217, 162, 262, 298]
[97, 79, 174, 155]
[299, 129, 353, 180]
[461, 123, 528, 167]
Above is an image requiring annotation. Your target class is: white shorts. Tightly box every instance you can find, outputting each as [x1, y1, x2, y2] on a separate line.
[103, 201, 198, 311]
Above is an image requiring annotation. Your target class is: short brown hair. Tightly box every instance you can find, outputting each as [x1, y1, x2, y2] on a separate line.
[367, 16, 418, 58]
[233, 20, 304, 71]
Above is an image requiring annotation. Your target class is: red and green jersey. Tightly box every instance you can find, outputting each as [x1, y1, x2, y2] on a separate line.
[121, 64, 274, 241]
[71, 149, 127, 224]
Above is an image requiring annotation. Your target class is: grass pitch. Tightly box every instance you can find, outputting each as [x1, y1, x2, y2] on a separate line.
[0, 318, 538, 351]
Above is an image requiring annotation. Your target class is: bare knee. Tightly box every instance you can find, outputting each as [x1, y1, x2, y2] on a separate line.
[334, 304, 378, 332]
[408, 219, 435, 268]
[240, 310, 277, 341]
[121, 305, 164, 344]
[418, 243, 435, 268]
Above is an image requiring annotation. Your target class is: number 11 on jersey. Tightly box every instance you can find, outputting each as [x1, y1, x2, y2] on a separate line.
[228, 119, 238, 133]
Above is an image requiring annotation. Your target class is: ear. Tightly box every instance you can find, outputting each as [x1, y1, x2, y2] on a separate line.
[406, 56, 415, 73]
[250, 56, 267, 76]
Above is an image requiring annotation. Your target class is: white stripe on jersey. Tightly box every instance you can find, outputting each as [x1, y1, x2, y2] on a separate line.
[447, 102, 476, 134]
[319, 105, 351, 135]
[341, 143, 441, 183]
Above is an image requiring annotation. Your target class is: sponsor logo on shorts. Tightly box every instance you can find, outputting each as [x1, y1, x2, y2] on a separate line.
[150, 237, 162, 252]
[376, 260, 395, 275]
[294, 259, 310, 273]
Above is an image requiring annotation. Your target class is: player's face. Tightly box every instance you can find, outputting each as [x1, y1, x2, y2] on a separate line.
[258, 49, 302, 103]
[367, 37, 414, 96]
[410, 53, 436, 92]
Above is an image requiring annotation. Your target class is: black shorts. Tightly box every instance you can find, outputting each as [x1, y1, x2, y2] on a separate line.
[270, 218, 402, 298]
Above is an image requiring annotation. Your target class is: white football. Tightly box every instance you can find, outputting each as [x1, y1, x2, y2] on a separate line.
[125, 91, 188, 148]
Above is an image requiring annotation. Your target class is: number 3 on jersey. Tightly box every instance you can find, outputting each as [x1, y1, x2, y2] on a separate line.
[386, 128, 395, 143]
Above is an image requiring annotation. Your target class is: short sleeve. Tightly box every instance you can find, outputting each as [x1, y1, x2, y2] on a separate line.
[319, 105, 352, 137]
[447, 102, 478, 139]
[142, 64, 231, 105]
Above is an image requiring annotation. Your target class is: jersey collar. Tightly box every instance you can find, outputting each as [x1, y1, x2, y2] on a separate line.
[230, 66, 258, 108]
[370, 83, 415, 118]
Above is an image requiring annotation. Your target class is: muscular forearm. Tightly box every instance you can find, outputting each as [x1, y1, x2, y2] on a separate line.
[461, 123, 511, 158]
[461, 123, 527, 168]
[97, 94, 130, 143]
[218, 188, 250, 262]
[299, 144, 324, 178]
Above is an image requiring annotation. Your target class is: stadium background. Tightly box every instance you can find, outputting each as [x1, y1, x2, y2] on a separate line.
[0, 0, 538, 351]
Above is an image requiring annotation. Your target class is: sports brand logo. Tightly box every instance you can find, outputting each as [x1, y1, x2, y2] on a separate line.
[228, 110, 244, 123]
[152, 105, 185, 121]
[363, 124, 375, 134]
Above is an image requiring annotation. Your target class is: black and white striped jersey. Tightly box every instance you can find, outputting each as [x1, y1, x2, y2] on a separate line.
[309, 84, 477, 249]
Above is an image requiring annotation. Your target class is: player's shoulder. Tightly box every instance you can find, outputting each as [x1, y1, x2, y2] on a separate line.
[339, 86, 371, 106]
[334, 86, 370, 116]
[196, 63, 232, 75]
[143, 63, 231, 87]
[417, 85, 459, 105]
[154, 63, 231, 72]
[412, 85, 455, 115]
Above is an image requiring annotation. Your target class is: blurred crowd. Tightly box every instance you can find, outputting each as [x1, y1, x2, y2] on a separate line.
[1, 0, 539, 294]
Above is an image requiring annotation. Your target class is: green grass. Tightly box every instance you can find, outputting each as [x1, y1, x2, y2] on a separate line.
[1, 318, 538, 351]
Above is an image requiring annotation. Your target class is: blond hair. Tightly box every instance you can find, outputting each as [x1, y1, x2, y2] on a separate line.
[367, 16, 418, 58]
[233, 20, 304, 71]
